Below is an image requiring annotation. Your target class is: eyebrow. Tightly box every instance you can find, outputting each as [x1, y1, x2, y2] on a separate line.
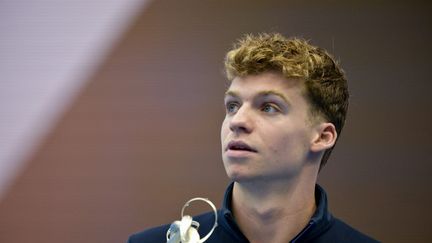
[224, 90, 291, 105]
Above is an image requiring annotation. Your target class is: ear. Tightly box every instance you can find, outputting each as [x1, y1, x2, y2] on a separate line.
[310, 122, 337, 153]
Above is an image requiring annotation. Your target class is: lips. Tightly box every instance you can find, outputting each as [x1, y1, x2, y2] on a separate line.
[226, 141, 257, 152]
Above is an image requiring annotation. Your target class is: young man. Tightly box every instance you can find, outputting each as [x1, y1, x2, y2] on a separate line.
[128, 33, 379, 242]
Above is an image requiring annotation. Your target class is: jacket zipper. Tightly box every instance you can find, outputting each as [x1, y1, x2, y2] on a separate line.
[291, 221, 314, 243]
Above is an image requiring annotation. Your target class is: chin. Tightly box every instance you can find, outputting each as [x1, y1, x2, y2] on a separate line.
[225, 168, 256, 183]
[223, 158, 259, 182]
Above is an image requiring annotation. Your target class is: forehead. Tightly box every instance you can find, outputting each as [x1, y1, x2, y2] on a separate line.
[225, 72, 305, 101]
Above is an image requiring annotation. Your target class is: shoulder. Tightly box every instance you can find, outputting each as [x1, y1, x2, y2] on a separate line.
[127, 223, 170, 243]
[127, 212, 217, 243]
[315, 217, 379, 243]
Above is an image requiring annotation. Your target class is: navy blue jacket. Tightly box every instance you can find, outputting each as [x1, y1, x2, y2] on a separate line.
[128, 183, 379, 242]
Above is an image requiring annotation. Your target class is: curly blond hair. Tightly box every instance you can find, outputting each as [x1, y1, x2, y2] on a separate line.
[224, 33, 349, 169]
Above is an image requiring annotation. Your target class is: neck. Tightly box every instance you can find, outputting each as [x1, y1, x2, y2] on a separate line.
[232, 174, 318, 243]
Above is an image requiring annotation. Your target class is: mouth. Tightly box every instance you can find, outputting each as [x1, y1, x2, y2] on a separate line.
[226, 140, 257, 153]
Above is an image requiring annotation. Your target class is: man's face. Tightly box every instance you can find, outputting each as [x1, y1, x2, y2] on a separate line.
[221, 72, 320, 182]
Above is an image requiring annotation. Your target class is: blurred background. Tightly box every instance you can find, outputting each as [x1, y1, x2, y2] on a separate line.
[0, 0, 431, 242]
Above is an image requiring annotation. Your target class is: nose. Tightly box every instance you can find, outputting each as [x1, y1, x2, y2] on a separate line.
[229, 105, 253, 134]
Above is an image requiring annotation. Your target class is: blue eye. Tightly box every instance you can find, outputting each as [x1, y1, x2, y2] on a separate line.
[262, 104, 279, 113]
[226, 102, 239, 113]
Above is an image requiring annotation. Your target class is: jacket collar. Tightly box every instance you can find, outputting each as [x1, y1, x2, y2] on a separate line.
[218, 182, 333, 242]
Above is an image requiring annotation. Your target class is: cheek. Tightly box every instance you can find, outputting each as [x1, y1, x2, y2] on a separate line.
[268, 135, 291, 155]
[220, 118, 229, 141]
[261, 128, 289, 155]
[264, 128, 308, 159]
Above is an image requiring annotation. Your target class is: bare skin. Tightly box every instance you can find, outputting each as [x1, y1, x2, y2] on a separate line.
[221, 72, 337, 242]
[232, 168, 318, 243]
